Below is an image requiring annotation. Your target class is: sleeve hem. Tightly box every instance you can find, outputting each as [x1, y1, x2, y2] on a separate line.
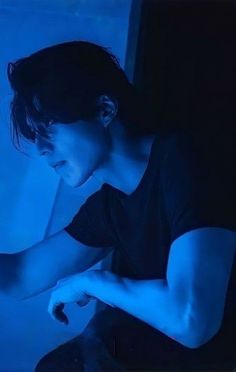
[170, 223, 236, 246]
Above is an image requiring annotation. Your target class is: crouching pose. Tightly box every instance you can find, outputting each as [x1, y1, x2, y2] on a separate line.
[1, 41, 235, 371]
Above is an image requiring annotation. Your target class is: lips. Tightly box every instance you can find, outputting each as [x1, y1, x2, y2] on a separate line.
[51, 160, 66, 170]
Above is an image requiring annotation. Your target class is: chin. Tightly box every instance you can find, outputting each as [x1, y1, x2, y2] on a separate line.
[63, 178, 83, 188]
[65, 172, 92, 188]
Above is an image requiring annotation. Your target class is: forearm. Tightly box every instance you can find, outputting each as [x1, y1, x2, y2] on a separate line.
[84, 270, 194, 348]
[0, 253, 20, 298]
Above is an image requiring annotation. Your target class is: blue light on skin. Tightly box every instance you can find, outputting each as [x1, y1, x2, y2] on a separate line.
[35, 95, 156, 194]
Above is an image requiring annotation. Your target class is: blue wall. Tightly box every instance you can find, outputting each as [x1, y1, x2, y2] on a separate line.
[0, 1, 131, 370]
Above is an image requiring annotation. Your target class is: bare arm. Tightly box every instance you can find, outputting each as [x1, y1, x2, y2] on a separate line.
[0, 230, 114, 300]
[81, 228, 235, 349]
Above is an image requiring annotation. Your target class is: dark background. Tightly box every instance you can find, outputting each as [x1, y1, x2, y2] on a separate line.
[126, 0, 235, 132]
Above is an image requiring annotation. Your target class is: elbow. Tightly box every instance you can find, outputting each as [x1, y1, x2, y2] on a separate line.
[174, 299, 221, 349]
[177, 318, 221, 349]
[177, 330, 205, 349]
[178, 330, 218, 350]
[189, 325, 221, 349]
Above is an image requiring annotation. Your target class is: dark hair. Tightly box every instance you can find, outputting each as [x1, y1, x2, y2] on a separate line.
[7, 40, 154, 150]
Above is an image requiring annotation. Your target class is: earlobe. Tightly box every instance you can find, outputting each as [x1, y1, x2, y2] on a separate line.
[96, 94, 118, 128]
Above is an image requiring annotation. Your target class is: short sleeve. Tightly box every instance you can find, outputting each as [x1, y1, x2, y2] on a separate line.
[161, 128, 236, 245]
[64, 185, 115, 248]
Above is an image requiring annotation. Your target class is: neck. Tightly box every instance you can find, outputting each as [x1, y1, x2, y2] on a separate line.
[94, 120, 156, 195]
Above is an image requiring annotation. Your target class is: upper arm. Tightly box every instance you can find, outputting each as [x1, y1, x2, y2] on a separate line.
[167, 227, 236, 346]
[16, 229, 114, 299]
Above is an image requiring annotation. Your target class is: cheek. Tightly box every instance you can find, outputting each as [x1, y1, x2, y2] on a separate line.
[56, 127, 109, 167]
[73, 139, 108, 164]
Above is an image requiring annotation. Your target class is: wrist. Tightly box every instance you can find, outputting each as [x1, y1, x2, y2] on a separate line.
[83, 270, 117, 308]
[81, 269, 100, 296]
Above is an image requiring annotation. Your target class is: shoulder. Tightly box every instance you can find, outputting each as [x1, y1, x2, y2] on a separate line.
[161, 125, 235, 173]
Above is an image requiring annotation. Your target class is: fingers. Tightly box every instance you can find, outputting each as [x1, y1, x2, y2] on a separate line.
[48, 298, 68, 325]
[48, 274, 94, 325]
[76, 295, 95, 307]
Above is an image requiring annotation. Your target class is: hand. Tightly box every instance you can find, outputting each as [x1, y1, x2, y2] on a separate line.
[48, 271, 96, 325]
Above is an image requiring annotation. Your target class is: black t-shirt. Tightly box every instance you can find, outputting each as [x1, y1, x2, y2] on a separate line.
[65, 126, 236, 369]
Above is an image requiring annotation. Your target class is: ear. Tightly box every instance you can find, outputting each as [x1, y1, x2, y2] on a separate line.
[95, 95, 118, 128]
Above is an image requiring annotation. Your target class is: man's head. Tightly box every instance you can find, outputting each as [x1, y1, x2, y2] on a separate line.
[7, 41, 149, 187]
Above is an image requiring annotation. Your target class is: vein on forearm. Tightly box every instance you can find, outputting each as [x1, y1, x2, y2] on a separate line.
[85, 270, 188, 344]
